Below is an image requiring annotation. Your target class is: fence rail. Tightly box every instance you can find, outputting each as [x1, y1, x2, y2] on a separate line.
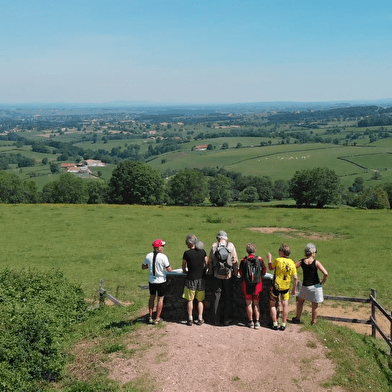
[319, 289, 392, 355]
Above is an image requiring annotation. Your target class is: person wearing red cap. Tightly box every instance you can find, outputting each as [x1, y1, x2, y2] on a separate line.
[142, 239, 172, 324]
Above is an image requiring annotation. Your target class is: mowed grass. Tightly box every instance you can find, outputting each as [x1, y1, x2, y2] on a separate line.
[0, 204, 391, 310]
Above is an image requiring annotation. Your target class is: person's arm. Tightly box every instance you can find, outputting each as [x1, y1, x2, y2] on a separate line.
[230, 243, 239, 274]
[267, 252, 274, 270]
[259, 257, 267, 276]
[291, 274, 298, 296]
[295, 259, 302, 268]
[315, 260, 328, 285]
[182, 259, 187, 274]
[166, 265, 173, 272]
[142, 263, 148, 269]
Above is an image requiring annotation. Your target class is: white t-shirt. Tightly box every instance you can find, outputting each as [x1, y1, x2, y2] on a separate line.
[143, 251, 170, 284]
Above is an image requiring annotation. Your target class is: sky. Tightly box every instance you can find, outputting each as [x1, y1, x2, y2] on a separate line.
[1, 0, 392, 104]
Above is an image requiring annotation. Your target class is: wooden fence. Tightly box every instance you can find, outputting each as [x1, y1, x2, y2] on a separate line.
[319, 289, 392, 355]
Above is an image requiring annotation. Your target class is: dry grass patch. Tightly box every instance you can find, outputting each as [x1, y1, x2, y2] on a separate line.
[248, 226, 344, 240]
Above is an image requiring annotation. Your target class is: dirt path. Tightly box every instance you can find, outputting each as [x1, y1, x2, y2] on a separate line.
[105, 317, 344, 392]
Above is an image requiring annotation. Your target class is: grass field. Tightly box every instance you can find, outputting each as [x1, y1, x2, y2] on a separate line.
[1, 204, 391, 309]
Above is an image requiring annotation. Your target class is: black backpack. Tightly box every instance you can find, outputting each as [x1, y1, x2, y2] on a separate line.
[213, 243, 232, 276]
[244, 256, 262, 284]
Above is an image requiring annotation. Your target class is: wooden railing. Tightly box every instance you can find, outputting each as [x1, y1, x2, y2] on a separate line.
[319, 289, 392, 355]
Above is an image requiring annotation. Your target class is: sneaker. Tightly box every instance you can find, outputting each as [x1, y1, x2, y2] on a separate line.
[310, 321, 316, 326]
[254, 321, 260, 329]
[154, 318, 163, 324]
[291, 317, 301, 324]
[186, 319, 193, 326]
[248, 320, 254, 329]
[279, 325, 286, 331]
[196, 319, 204, 326]
[148, 317, 154, 325]
[272, 324, 279, 330]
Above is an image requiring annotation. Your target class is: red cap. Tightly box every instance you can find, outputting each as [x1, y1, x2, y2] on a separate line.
[152, 239, 166, 248]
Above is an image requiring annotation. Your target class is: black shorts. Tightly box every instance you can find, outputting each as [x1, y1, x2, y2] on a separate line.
[149, 281, 167, 297]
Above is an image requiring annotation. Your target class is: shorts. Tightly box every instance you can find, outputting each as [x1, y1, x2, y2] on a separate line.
[241, 280, 262, 301]
[269, 285, 290, 302]
[182, 286, 205, 302]
[297, 282, 324, 303]
[149, 281, 167, 297]
[182, 278, 206, 301]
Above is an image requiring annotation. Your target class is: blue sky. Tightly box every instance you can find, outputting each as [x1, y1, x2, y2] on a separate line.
[1, 0, 392, 104]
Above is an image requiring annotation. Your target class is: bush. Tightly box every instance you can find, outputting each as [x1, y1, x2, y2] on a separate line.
[0, 269, 87, 390]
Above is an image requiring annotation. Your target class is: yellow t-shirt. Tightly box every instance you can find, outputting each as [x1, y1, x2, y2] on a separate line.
[272, 257, 297, 291]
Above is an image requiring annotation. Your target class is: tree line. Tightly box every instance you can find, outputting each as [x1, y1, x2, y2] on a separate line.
[1, 160, 391, 209]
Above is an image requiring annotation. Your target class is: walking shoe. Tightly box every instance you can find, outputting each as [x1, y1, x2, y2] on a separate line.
[279, 325, 286, 331]
[254, 321, 260, 329]
[186, 319, 193, 326]
[154, 318, 163, 324]
[291, 317, 301, 324]
[196, 319, 204, 326]
[248, 320, 254, 329]
[272, 324, 279, 330]
[148, 317, 154, 325]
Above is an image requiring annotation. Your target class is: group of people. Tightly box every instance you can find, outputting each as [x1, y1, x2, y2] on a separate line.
[142, 231, 328, 329]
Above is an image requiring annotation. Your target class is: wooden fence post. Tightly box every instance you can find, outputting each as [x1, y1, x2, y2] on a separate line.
[371, 288, 376, 338]
[390, 311, 392, 356]
[99, 279, 105, 307]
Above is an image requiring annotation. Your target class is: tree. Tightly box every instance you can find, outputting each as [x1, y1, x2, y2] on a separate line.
[273, 179, 290, 200]
[42, 173, 88, 204]
[208, 174, 232, 206]
[108, 160, 164, 205]
[86, 180, 108, 204]
[0, 172, 38, 203]
[349, 177, 364, 193]
[167, 169, 207, 206]
[357, 188, 390, 209]
[289, 167, 342, 208]
[239, 186, 259, 203]
[50, 163, 60, 173]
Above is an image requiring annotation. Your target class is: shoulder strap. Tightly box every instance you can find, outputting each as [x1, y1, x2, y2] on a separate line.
[152, 251, 158, 276]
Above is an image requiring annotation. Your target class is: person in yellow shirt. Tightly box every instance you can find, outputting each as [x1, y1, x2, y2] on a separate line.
[268, 243, 298, 331]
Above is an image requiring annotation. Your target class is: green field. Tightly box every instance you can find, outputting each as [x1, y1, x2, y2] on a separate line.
[1, 204, 391, 309]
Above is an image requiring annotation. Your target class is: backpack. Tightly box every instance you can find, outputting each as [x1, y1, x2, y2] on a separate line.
[213, 243, 232, 276]
[244, 256, 261, 285]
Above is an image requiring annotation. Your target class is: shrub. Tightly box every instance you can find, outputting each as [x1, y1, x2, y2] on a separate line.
[0, 269, 87, 390]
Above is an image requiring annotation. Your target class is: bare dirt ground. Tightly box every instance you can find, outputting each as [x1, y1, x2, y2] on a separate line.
[103, 306, 347, 392]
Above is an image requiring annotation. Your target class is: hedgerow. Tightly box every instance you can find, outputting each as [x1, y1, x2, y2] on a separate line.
[0, 269, 88, 391]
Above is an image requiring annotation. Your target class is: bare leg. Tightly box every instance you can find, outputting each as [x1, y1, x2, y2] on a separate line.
[187, 300, 193, 319]
[281, 299, 289, 323]
[253, 299, 260, 321]
[246, 299, 253, 321]
[311, 302, 319, 324]
[269, 299, 277, 322]
[156, 296, 164, 320]
[296, 297, 305, 319]
[197, 300, 204, 320]
[148, 295, 156, 318]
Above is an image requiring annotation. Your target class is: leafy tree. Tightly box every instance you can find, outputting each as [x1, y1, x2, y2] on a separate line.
[86, 180, 108, 204]
[167, 169, 207, 206]
[108, 160, 164, 204]
[382, 182, 392, 207]
[273, 179, 290, 200]
[208, 174, 232, 206]
[0, 172, 38, 203]
[289, 167, 342, 208]
[349, 177, 364, 193]
[50, 163, 59, 173]
[239, 186, 259, 202]
[42, 173, 88, 204]
[356, 188, 390, 209]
